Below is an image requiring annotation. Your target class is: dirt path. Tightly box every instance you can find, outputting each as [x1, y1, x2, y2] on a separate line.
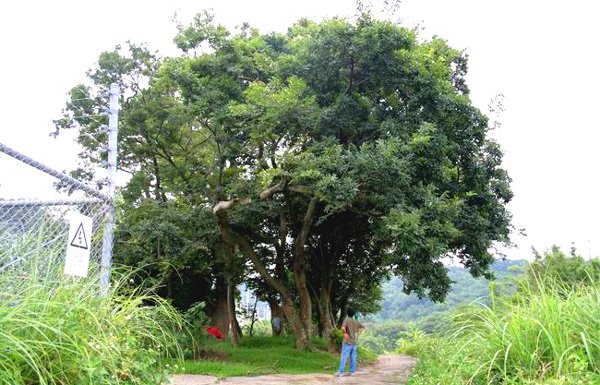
[170, 354, 416, 385]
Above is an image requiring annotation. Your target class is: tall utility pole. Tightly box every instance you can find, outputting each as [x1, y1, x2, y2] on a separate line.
[100, 83, 119, 295]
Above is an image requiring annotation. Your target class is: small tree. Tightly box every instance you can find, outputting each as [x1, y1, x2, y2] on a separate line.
[526, 246, 600, 291]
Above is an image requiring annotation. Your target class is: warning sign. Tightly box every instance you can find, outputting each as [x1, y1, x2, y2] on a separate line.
[64, 213, 93, 277]
[70, 223, 89, 249]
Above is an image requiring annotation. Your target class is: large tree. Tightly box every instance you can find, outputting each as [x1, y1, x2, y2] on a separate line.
[170, 14, 512, 348]
[56, 11, 512, 350]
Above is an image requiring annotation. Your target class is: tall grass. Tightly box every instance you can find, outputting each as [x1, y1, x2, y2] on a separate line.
[460, 277, 598, 383]
[406, 272, 600, 385]
[0, 221, 184, 385]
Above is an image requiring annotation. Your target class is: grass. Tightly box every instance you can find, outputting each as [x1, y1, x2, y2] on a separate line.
[405, 272, 600, 385]
[179, 336, 377, 378]
[0, 218, 185, 385]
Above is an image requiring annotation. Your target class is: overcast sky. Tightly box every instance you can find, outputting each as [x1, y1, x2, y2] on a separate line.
[1, 0, 598, 260]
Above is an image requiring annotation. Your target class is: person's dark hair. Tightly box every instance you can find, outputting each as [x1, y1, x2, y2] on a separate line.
[346, 308, 355, 317]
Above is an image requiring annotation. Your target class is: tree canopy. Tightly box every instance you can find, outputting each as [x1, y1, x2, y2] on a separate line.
[56, 11, 512, 349]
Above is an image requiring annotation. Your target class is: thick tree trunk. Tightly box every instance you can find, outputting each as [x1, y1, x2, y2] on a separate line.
[227, 280, 240, 345]
[293, 198, 318, 343]
[213, 194, 318, 350]
[216, 216, 309, 347]
[208, 278, 230, 335]
[317, 280, 335, 347]
[267, 299, 285, 336]
[281, 295, 310, 349]
[293, 264, 313, 340]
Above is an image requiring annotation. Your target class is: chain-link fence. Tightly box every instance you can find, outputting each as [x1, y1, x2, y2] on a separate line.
[0, 143, 111, 278]
[0, 84, 119, 292]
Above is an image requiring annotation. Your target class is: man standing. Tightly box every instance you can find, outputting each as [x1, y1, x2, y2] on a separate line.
[336, 308, 365, 377]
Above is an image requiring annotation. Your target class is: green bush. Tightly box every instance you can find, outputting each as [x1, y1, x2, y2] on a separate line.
[178, 301, 216, 359]
[329, 328, 344, 351]
[524, 246, 600, 293]
[0, 230, 184, 385]
[395, 322, 426, 356]
[359, 330, 388, 354]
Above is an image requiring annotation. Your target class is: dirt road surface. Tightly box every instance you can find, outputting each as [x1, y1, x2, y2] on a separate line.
[170, 354, 416, 385]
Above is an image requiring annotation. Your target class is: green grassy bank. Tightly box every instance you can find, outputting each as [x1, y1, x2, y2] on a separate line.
[180, 336, 376, 378]
[404, 274, 600, 385]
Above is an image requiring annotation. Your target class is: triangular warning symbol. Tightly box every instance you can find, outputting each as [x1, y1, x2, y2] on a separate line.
[70, 223, 88, 250]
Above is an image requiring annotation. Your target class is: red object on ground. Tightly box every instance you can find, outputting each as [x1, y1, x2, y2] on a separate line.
[205, 326, 225, 339]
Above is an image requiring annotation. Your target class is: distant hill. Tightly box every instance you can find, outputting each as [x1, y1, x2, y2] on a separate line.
[370, 259, 527, 322]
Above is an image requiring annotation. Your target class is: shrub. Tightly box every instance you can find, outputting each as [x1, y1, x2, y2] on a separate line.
[395, 322, 426, 356]
[329, 328, 344, 351]
[359, 330, 388, 354]
[178, 301, 217, 359]
[525, 246, 600, 292]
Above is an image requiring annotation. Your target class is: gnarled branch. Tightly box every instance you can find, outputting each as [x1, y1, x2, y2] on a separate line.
[213, 197, 252, 214]
[259, 177, 287, 200]
[294, 197, 318, 262]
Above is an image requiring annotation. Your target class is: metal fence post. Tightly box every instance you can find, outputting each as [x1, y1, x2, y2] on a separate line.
[100, 83, 119, 295]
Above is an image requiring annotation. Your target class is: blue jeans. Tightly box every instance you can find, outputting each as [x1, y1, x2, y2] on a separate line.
[338, 342, 357, 373]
